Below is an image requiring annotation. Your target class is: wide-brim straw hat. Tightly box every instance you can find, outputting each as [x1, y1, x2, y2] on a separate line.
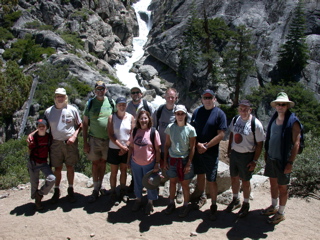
[270, 92, 295, 108]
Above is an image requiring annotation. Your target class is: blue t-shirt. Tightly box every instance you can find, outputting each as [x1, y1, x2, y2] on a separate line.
[191, 106, 227, 154]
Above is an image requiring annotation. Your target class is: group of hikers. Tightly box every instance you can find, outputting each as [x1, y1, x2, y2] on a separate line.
[27, 81, 301, 225]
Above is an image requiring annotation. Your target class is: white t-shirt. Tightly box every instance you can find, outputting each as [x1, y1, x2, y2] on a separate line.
[45, 105, 82, 141]
[109, 113, 133, 149]
[229, 115, 265, 153]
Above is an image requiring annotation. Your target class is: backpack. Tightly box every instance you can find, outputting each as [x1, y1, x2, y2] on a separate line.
[233, 115, 257, 145]
[132, 126, 156, 150]
[297, 121, 305, 154]
[142, 99, 151, 115]
[87, 96, 115, 125]
[156, 104, 165, 129]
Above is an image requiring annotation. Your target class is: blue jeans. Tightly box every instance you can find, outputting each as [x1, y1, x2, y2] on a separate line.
[130, 159, 158, 200]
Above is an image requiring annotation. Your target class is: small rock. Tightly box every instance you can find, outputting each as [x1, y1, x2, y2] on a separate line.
[190, 232, 198, 237]
[90, 233, 95, 237]
[0, 193, 9, 199]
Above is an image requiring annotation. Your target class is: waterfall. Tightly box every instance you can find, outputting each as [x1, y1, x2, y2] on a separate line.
[115, 0, 152, 90]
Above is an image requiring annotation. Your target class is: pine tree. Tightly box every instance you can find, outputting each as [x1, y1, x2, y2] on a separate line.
[276, 0, 309, 84]
[222, 25, 257, 106]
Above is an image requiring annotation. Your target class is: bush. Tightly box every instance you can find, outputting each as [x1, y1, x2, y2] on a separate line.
[0, 27, 14, 42]
[290, 132, 320, 197]
[25, 21, 53, 31]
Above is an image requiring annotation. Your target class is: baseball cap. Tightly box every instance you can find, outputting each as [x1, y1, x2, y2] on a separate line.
[238, 100, 252, 107]
[202, 89, 215, 96]
[55, 88, 66, 95]
[130, 86, 142, 93]
[116, 97, 127, 104]
[174, 104, 187, 113]
[36, 119, 47, 127]
[95, 81, 106, 89]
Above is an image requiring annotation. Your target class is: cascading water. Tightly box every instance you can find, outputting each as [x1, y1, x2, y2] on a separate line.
[115, 0, 165, 106]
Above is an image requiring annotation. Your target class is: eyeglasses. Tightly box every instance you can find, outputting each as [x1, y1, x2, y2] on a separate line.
[202, 96, 213, 100]
[276, 103, 287, 107]
[175, 112, 185, 116]
[131, 91, 141, 95]
[95, 88, 105, 91]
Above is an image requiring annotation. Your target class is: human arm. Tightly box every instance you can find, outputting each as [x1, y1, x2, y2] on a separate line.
[185, 136, 196, 174]
[247, 141, 263, 171]
[108, 114, 129, 155]
[153, 142, 161, 173]
[27, 129, 38, 143]
[82, 115, 90, 153]
[284, 121, 301, 174]
[197, 129, 225, 154]
[227, 132, 233, 157]
[67, 122, 82, 144]
[163, 134, 171, 170]
[126, 141, 133, 169]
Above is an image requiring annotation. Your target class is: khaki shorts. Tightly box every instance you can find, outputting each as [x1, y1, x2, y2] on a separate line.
[87, 136, 109, 161]
[50, 139, 79, 167]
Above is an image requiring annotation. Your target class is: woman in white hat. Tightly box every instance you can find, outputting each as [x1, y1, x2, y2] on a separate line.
[163, 105, 197, 218]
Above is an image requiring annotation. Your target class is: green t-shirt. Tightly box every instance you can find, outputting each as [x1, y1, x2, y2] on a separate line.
[84, 97, 115, 139]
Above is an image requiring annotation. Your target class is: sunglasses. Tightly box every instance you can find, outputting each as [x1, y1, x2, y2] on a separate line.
[276, 103, 287, 107]
[202, 96, 213, 100]
[95, 88, 105, 91]
[131, 91, 141, 95]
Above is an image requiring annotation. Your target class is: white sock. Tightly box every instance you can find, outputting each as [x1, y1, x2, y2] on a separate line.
[278, 205, 285, 214]
[272, 198, 278, 207]
[177, 183, 182, 192]
[93, 182, 100, 191]
[243, 198, 249, 203]
[233, 194, 239, 199]
[68, 185, 73, 188]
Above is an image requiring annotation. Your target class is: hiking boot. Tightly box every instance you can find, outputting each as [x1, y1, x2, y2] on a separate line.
[131, 200, 142, 212]
[35, 190, 43, 210]
[165, 202, 176, 215]
[193, 196, 207, 210]
[120, 189, 129, 203]
[209, 204, 218, 221]
[145, 202, 154, 215]
[225, 198, 241, 212]
[178, 205, 190, 218]
[99, 188, 109, 196]
[67, 187, 76, 203]
[110, 191, 119, 206]
[261, 205, 278, 216]
[50, 188, 60, 204]
[268, 212, 285, 224]
[238, 202, 250, 218]
[88, 190, 99, 203]
[176, 191, 183, 204]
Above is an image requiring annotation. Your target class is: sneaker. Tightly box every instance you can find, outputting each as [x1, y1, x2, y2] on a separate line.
[225, 198, 241, 212]
[120, 189, 129, 203]
[67, 187, 76, 203]
[145, 202, 154, 215]
[176, 191, 183, 204]
[165, 202, 176, 215]
[131, 200, 142, 212]
[261, 205, 278, 216]
[35, 190, 43, 210]
[195, 196, 207, 210]
[88, 190, 99, 203]
[178, 205, 190, 218]
[209, 204, 218, 221]
[238, 202, 250, 218]
[50, 188, 60, 204]
[268, 212, 285, 224]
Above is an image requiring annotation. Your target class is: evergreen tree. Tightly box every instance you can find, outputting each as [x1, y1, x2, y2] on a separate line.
[222, 25, 257, 106]
[0, 60, 32, 123]
[276, 0, 309, 84]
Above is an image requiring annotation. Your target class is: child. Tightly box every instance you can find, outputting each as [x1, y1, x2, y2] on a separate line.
[28, 119, 55, 210]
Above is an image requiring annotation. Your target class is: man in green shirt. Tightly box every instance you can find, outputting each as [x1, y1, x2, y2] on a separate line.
[83, 81, 116, 203]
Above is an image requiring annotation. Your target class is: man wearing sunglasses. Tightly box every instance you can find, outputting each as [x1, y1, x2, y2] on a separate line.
[83, 81, 116, 203]
[261, 92, 301, 224]
[190, 89, 227, 221]
[126, 86, 155, 119]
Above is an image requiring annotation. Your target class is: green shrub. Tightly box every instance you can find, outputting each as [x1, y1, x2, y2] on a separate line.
[60, 33, 84, 50]
[25, 21, 53, 30]
[0, 27, 14, 42]
[290, 132, 320, 197]
[3, 10, 21, 28]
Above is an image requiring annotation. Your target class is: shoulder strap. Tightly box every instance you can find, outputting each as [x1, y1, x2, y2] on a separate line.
[132, 127, 138, 139]
[150, 127, 156, 150]
[156, 104, 165, 129]
[251, 116, 257, 145]
[142, 99, 150, 114]
[108, 97, 115, 114]
[233, 115, 240, 126]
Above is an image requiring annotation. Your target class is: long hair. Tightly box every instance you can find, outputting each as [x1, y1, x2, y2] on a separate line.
[135, 110, 153, 129]
[54, 95, 68, 107]
[174, 113, 188, 125]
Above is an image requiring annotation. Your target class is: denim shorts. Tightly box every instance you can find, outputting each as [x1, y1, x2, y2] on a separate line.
[165, 156, 194, 180]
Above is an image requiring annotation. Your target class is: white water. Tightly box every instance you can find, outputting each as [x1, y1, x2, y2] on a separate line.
[115, 0, 165, 106]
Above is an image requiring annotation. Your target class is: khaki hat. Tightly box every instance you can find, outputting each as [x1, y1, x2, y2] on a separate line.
[142, 170, 162, 190]
[270, 92, 295, 108]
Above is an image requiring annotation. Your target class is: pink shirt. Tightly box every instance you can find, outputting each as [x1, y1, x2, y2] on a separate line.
[129, 128, 161, 166]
